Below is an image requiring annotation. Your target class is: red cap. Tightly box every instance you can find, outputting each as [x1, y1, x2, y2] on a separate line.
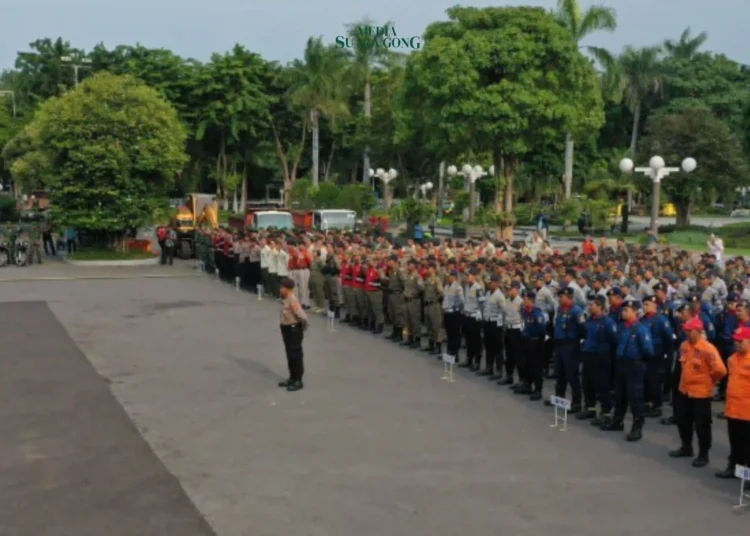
[683, 317, 704, 331]
[733, 326, 750, 341]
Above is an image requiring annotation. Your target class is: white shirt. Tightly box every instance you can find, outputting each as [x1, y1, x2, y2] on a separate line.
[260, 245, 271, 269]
[268, 249, 279, 274]
[277, 249, 289, 276]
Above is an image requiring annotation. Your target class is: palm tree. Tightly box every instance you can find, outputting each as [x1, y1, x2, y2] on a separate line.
[609, 46, 663, 209]
[344, 19, 392, 186]
[663, 27, 708, 60]
[290, 37, 349, 187]
[554, 0, 617, 199]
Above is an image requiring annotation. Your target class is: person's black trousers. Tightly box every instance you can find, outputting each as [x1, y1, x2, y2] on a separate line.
[645, 344, 665, 408]
[482, 321, 503, 372]
[589, 351, 613, 413]
[66, 239, 77, 254]
[525, 337, 544, 393]
[249, 261, 261, 292]
[461, 315, 482, 365]
[505, 328, 523, 381]
[281, 324, 305, 382]
[43, 233, 56, 256]
[675, 392, 712, 454]
[613, 359, 646, 420]
[727, 418, 750, 467]
[444, 311, 462, 357]
[159, 240, 167, 264]
[166, 245, 174, 265]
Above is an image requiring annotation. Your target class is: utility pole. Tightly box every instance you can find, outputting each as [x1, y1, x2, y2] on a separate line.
[60, 56, 92, 87]
[0, 90, 15, 117]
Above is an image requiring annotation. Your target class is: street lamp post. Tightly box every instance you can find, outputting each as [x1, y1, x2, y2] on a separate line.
[0, 90, 16, 118]
[419, 181, 433, 200]
[446, 164, 493, 221]
[60, 56, 92, 87]
[370, 167, 398, 210]
[619, 156, 697, 236]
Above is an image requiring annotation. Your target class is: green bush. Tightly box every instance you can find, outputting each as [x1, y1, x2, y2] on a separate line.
[0, 195, 18, 222]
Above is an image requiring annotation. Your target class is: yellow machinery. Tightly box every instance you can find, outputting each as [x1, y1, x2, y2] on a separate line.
[172, 194, 218, 259]
[609, 203, 677, 217]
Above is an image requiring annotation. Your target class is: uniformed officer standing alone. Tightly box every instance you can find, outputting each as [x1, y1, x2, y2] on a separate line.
[278, 277, 309, 392]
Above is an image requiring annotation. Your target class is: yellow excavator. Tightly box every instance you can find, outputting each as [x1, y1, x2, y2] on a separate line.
[172, 194, 219, 259]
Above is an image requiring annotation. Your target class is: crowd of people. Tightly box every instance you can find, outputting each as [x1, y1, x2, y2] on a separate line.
[197, 226, 750, 479]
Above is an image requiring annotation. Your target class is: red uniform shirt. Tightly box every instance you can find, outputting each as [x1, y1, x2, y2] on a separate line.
[298, 248, 312, 269]
[364, 267, 382, 292]
[341, 262, 352, 286]
[351, 264, 364, 289]
[288, 248, 299, 270]
[223, 237, 232, 255]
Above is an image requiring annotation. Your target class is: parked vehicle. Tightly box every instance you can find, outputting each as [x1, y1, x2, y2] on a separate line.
[171, 194, 219, 259]
[14, 238, 28, 266]
[0, 238, 8, 267]
[292, 209, 357, 231]
[229, 208, 294, 231]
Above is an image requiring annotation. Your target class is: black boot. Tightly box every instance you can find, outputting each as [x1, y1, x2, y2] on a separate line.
[342, 314, 351, 324]
[388, 326, 399, 340]
[477, 368, 493, 376]
[423, 340, 434, 353]
[626, 418, 644, 442]
[645, 406, 663, 419]
[529, 391, 542, 401]
[514, 382, 532, 395]
[692, 452, 709, 468]
[601, 418, 624, 431]
[591, 413, 611, 427]
[393, 329, 404, 343]
[334, 306, 341, 320]
[715, 463, 736, 479]
[374, 323, 384, 334]
[570, 402, 582, 414]
[498, 376, 514, 386]
[660, 415, 676, 426]
[430, 343, 443, 356]
[401, 335, 413, 346]
[409, 336, 421, 349]
[576, 408, 597, 420]
[668, 445, 693, 458]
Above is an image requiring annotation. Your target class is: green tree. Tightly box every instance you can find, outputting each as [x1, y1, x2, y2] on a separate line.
[554, 0, 617, 199]
[290, 38, 349, 187]
[641, 107, 748, 226]
[405, 6, 603, 221]
[663, 27, 707, 60]
[6, 72, 187, 242]
[14, 38, 81, 105]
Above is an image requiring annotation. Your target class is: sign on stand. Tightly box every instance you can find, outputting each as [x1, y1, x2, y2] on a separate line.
[549, 395, 571, 431]
[235, 276, 241, 291]
[441, 353, 456, 383]
[734, 465, 750, 509]
[327, 310, 336, 332]
[214, 268, 220, 281]
[256, 284, 263, 300]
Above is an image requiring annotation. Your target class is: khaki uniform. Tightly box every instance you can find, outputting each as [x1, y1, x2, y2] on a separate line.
[423, 274, 444, 343]
[388, 267, 407, 328]
[403, 270, 424, 338]
[310, 256, 326, 310]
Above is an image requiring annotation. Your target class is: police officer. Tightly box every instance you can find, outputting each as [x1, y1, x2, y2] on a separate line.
[402, 259, 424, 348]
[480, 275, 505, 378]
[520, 289, 547, 400]
[459, 268, 484, 371]
[579, 294, 618, 423]
[602, 299, 654, 442]
[716, 292, 742, 401]
[502, 281, 525, 389]
[278, 277, 309, 392]
[641, 295, 674, 419]
[442, 270, 464, 361]
[545, 287, 586, 413]
[423, 262, 444, 354]
[386, 255, 406, 341]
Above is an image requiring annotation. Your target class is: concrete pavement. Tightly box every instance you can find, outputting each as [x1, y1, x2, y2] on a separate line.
[1, 270, 749, 535]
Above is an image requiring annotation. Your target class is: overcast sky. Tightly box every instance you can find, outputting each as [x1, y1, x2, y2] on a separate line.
[2, 0, 748, 71]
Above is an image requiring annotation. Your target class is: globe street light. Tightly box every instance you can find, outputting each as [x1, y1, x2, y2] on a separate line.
[447, 164, 492, 221]
[419, 181, 433, 199]
[371, 167, 398, 210]
[619, 156, 697, 236]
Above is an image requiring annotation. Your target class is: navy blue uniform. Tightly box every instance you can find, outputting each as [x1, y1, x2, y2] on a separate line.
[613, 321, 654, 421]
[553, 305, 586, 407]
[641, 312, 674, 411]
[581, 314, 618, 413]
[522, 306, 547, 394]
[717, 310, 740, 398]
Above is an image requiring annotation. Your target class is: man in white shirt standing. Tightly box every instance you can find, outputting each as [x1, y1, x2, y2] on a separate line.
[260, 238, 271, 294]
[268, 240, 280, 298]
[276, 242, 290, 301]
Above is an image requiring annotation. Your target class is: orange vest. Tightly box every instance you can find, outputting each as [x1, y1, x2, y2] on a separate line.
[725, 351, 750, 421]
[678, 339, 727, 399]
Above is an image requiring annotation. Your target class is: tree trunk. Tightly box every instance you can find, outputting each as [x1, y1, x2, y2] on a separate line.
[232, 189, 238, 213]
[503, 162, 514, 214]
[563, 132, 574, 199]
[437, 161, 445, 219]
[675, 199, 691, 228]
[627, 101, 642, 211]
[493, 152, 504, 211]
[240, 163, 247, 213]
[362, 81, 371, 185]
[324, 141, 335, 182]
[311, 108, 319, 187]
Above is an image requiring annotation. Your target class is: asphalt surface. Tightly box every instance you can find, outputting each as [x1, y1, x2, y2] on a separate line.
[0, 300, 215, 536]
[1, 266, 749, 535]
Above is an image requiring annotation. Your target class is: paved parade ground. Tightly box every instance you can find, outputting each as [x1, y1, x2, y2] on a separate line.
[1, 265, 749, 535]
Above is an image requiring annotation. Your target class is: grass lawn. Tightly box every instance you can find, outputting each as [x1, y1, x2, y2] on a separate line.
[68, 248, 155, 261]
[653, 231, 750, 256]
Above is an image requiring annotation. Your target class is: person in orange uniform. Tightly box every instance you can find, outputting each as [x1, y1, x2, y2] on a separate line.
[363, 257, 385, 333]
[669, 316, 727, 468]
[340, 255, 354, 324]
[716, 326, 750, 478]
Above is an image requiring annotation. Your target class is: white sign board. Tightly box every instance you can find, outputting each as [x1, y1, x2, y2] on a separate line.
[550, 395, 572, 411]
[442, 353, 456, 365]
[326, 310, 335, 319]
[736, 465, 750, 481]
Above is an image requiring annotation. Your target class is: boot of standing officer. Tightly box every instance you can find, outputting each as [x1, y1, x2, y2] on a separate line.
[668, 316, 726, 467]
[278, 277, 309, 392]
[715, 325, 750, 478]
[602, 299, 653, 441]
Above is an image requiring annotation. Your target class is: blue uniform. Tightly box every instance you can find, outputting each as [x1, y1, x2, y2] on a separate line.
[613, 321, 654, 421]
[522, 306, 547, 393]
[553, 305, 586, 407]
[641, 312, 674, 410]
[581, 314, 618, 412]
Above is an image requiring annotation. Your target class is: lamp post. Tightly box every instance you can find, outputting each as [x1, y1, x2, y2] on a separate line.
[419, 181, 433, 200]
[0, 90, 16, 118]
[446, 164, 493, 221]
[60, 56, 92, 87]
[619, 156, 697, 236]
[370, 167, 398, 210]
